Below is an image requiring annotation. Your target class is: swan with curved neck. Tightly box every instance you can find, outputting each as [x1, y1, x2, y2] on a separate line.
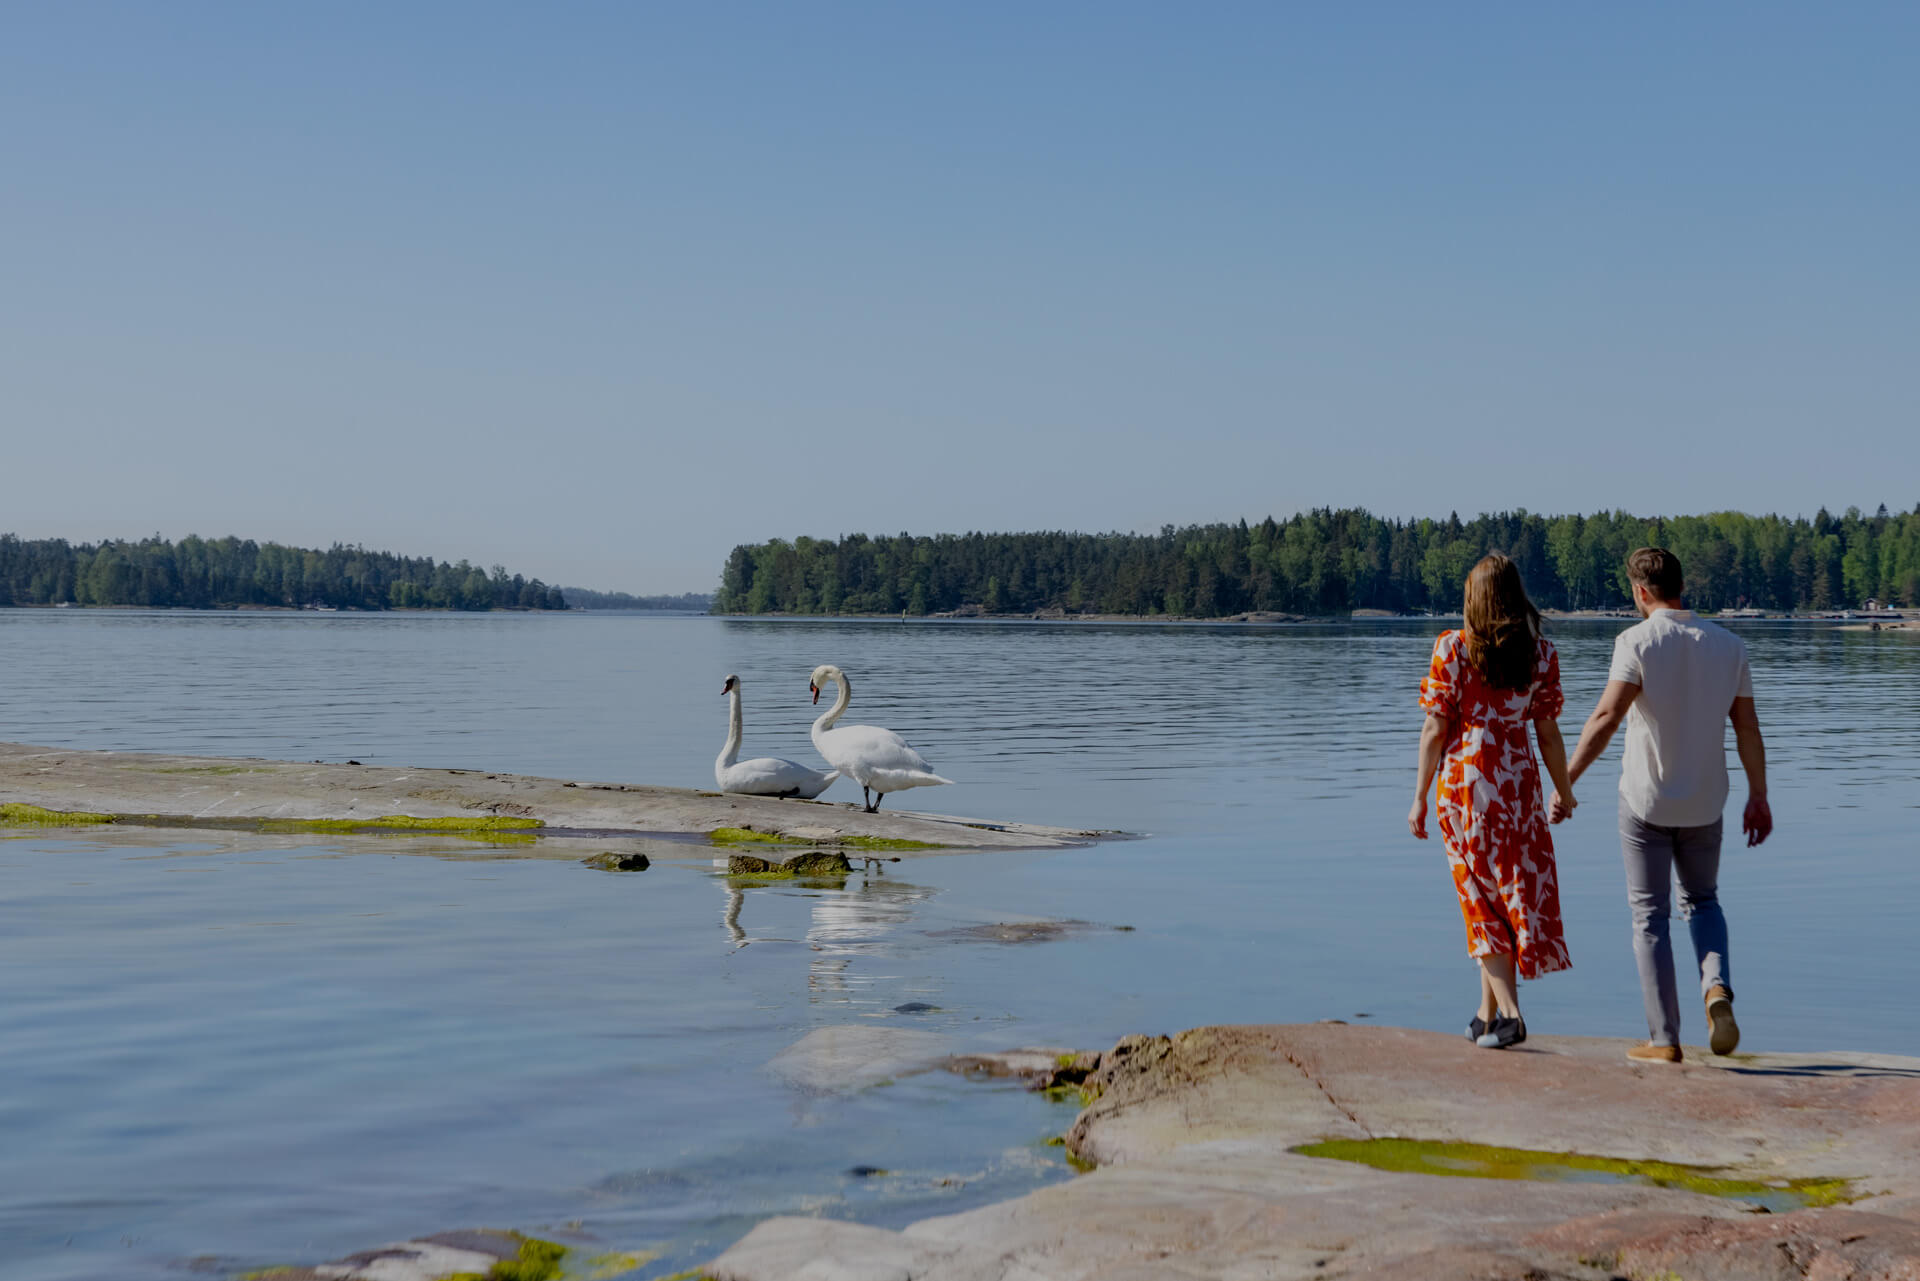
[715, 674, 838, 799]
[808, 664, 953, 813]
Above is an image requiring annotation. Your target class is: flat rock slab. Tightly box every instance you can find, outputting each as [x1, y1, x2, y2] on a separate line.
[768, 1025, 952, 1094]
[0, 741, 1103, 850]
[710, 1023, 1920, 1281]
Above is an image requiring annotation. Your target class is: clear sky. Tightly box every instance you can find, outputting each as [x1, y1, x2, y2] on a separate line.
[4, 4, 1915, 593]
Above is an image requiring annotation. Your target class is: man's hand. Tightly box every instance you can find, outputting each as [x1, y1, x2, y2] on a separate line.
[1549, 790, 1577, 824]
[1408, 794, 1429, 840]
[1743, 794, 1773, 847]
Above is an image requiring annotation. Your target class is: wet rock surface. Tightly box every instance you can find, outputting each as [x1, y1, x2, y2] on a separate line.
[581, 850, 651, 871]
[926, 919, 1114, 945]
[725, 850, 853, 877]
[0, 740, 1102, 850]
[766, 1025, 950, 1094]
[711, 1023, 1920, 1280]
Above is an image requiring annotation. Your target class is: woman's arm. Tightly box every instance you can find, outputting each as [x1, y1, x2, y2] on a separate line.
[1534, 718, 1576, 823]
[1408, 713, 1450, 838]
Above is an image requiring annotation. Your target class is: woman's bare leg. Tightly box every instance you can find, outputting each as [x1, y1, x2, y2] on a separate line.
[1480, 953, 1521, 1019]
[1476, 967, 1497, 1023]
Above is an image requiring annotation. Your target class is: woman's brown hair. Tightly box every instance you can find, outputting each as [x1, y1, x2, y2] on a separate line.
[1463, 553, 1543, 691]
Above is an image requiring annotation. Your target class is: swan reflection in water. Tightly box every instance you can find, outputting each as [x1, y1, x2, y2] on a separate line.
[719, 869, 938, 1003]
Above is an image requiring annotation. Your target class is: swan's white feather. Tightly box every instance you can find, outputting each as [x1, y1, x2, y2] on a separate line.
[807, 666, 954, 801]
[718, 757, 840, 799]
[718, 675, 839, 799]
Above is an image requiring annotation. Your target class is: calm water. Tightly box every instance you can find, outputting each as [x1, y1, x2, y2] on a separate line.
[2, 610, 1917, 1279]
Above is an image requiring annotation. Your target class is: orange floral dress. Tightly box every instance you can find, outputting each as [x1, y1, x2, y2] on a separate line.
[1419, 630, 1571, 979]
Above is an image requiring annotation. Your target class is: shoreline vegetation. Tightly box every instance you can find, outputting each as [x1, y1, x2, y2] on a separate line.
[715, 505, 1920, 618]
[0, 534, 567, 611]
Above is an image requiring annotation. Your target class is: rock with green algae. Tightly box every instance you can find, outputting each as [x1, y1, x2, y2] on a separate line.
[709, 825, 942, 852]
[0, 802, 117, 826]
[237, 1230, 565, 1281]
[711, 1024, 1920, 1281]
[581, 851, 651, 871]
[725, 851, 852, 877]
[256, 814, 543, 834]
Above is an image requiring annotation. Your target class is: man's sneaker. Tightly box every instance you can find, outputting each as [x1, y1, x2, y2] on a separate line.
[1705, 986, 1740, 1056]
[1475, 1016, 1524, 1050]
[1627, 1042, 1683, 1064]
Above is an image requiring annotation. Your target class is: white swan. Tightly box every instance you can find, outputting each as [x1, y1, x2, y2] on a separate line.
[808, 664, 953, 813]
[716, 674, 839, 799]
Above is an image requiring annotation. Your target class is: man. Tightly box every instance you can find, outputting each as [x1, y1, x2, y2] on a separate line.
[1561, 547, 1772, 1063]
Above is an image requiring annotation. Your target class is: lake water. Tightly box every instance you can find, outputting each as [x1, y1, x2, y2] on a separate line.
[3, 610, 1917, 1279]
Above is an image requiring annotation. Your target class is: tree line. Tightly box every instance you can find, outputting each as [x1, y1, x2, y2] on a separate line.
[714, 505, 1920, 617]
[0, 535, 567, 611]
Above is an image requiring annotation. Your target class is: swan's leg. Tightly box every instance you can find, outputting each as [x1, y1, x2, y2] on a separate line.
[862, 784, 872, 811]
[870, 791, 886, 813]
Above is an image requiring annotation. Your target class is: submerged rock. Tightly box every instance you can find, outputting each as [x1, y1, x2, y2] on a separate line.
[248, 1229, 565, 1281]
[766, 1025, 948, 1093]
[927, 919, 1101, 945]
[581, 851, 651, 871]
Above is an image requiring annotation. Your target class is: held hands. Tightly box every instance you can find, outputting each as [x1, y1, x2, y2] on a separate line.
[1549, 789, 1578, 825]
[1408, 794, 1428, 840]
[1743, 794, 1773, 847]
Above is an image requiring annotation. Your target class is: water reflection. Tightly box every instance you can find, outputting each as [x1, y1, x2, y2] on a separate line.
[718, 869, 942, 1004]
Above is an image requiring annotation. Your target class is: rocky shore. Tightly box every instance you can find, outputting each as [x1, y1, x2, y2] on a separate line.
[0, 741, 1104, 851]
[713, 1023, 1920, 1281]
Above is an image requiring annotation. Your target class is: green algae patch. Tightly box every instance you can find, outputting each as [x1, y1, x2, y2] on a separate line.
[0, 803, 118, 826]
[708, 826, 945, 852]
[443, 1234, 568, 1281]
[255, 814, 543, 835]
[708, 826, 788, 845]
[583, 1250, 659, 1279]
[1294, 1138, 1854, 1212]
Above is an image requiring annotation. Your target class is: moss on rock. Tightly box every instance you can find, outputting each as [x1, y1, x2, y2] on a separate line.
[0, 803, 117, 826]
[726, 851, 852, 878]
[1295, 1137, 1854, 1211]
[256, 814, 543, 834]
[582, 851, 651, 871]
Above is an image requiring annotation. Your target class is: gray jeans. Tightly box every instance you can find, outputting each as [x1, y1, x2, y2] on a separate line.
[1619, 799, 1730, 1047]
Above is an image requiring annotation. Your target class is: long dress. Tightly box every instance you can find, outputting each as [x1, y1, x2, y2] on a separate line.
[1418, 630, 1571, 979]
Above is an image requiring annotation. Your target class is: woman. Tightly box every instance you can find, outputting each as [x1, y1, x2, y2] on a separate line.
[1409, 553, 1576, 1050]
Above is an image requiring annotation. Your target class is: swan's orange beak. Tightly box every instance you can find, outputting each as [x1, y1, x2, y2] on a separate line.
[810, 682, 820, 705]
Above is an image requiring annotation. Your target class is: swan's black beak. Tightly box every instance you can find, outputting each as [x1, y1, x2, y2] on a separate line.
[810, 682, 820, 705]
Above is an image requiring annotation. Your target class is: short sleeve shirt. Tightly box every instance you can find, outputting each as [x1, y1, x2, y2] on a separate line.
[1608, 609, 1754, 827]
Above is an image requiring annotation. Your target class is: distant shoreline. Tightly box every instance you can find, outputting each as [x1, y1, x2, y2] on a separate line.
[711, 607, 1914, 625]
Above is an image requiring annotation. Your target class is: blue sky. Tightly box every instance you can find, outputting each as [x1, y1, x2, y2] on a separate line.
[3, 3, 1915, 592]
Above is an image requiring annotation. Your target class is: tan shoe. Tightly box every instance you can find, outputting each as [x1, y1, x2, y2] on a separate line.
[1706, 985, 1740, 1056]
[1627, 1042, 1683, 1064]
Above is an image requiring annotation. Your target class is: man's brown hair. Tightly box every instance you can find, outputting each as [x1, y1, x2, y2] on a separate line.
[1626, 547, 1684, 602]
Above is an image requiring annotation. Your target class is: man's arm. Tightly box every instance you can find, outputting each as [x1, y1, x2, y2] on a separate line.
[1730, 695, 1772, 846]
[1567, 679, 1641, 785]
